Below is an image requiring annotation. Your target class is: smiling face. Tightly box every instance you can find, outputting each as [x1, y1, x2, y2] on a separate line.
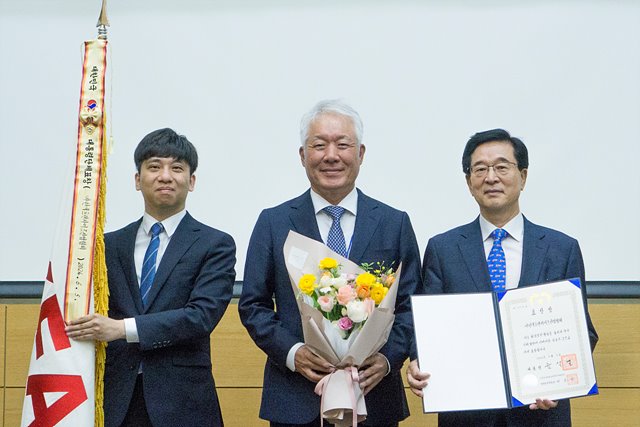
[135, 157, 195, 221]
[299, 112, 365, 205]
[466, 140, 527, 226]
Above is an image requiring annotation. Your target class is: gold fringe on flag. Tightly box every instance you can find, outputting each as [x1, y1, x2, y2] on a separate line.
[94, 2, 110, 426]
[92, 113, 109, 427]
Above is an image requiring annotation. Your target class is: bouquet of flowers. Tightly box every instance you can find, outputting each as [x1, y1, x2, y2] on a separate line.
[283, 231, 403, 427]
[297, 257, 396, 358]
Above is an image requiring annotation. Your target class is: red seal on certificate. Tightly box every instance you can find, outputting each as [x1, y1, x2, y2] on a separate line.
[566, 374, 579, 385]
[561, 354, 578, 370]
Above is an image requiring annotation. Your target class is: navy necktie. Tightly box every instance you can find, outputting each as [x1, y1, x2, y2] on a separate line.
[140, 222, 163, 307]
[488, 228, 507, 291]
[323, 206, 347, 257]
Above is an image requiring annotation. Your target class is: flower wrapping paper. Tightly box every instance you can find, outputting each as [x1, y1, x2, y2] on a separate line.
[283, 230, 402, 426]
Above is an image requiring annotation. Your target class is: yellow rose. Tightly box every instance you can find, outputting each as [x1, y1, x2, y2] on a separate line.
[319, 257, 338, 270]
[356, 272, 376, 287]
[298, 274, 317, 296]
[370, 285, 385, 305]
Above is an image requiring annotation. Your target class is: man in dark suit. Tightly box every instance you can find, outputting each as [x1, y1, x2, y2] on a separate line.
[66, 128, 236, 427]
[238, 100, 422, 427]
[407, 128, 598, 426]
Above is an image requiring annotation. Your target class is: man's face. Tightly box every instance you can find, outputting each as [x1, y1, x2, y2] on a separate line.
[135, 157, 195, 220]
[466, 140, 527, 221]
[299, 112, 365, 205]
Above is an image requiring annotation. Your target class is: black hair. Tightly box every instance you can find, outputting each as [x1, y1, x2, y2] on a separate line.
[134, 128, 198, 174]
[462, 128, 528, 175]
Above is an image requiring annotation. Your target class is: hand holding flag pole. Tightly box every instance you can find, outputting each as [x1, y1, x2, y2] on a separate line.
[22, 1, 111, 426]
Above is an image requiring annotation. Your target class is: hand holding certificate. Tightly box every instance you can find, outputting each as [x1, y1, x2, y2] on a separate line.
[411, 279, 597, 413]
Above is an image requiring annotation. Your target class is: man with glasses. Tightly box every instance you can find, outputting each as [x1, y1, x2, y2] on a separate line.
[406, 128, 598, 426]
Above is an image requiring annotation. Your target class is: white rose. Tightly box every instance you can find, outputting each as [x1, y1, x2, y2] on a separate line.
[333, 275, 348, 288]
[347, 300, 369, 323]
[319, 286, 332, 294]
[320, 275, 332, 287]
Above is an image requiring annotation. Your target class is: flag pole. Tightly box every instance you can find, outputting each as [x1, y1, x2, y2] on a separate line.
[92, 2, 110, 425]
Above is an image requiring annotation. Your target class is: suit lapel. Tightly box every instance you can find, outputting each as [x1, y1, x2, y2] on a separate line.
[289, 191, 322, 242]
[457, 218, 492, 292]
[519, 217, 549, 287]
[143, 213, 199, 312]
[120, 219, 144, 313]
[349, 190, 381, 263]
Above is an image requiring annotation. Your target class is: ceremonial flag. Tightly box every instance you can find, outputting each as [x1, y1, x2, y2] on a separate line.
[21, 2, 110, 426]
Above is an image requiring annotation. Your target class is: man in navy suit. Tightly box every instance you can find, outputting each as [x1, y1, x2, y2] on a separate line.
[239, 100, 422, 427]
[66, 128, 236, 427]
[407, 129, 598, 426]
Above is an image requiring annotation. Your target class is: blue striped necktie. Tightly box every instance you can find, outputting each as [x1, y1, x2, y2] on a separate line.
[323, 206, 347, 257]
[488, 228, 507, 291]
[140, 222, 163, 307]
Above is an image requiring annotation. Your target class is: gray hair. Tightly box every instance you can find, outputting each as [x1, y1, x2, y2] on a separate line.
[299, 99, 364, 146]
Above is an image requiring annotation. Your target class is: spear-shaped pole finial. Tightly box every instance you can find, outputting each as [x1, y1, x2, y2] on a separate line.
[97, 0, 109, 40]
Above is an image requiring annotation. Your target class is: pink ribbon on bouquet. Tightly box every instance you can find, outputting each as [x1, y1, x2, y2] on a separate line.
[314, 367, 360, 427]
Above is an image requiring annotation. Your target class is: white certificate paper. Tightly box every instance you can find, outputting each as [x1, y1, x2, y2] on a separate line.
[411, 279, 597, 413]
[499, 280, 597, 404]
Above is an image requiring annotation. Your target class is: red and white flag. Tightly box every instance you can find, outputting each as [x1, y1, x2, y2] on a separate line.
[21, 14, 110, 426]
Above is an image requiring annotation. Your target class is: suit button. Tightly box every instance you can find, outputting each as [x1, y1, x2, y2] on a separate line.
[129, 365, 135, 370]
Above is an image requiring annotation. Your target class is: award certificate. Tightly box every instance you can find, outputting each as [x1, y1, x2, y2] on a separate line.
[411, 279, 597, 413]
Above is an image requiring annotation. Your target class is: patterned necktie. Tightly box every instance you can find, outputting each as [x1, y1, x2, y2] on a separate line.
[488, 228, 507, 291]
[140, 222, 163, 307]
[323, 206, 347, 257]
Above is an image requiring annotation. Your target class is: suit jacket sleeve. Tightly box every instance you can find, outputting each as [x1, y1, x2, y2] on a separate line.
[238, 210, 301, 368]
[422, 237, 447, 295]
[564, 239, 599, 350]
[408, 236, 445, 360]
[135, 232, 236, 351]
[377, 212, 422, 371]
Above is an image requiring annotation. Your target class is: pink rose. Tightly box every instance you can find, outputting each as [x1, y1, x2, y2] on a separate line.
[336, 285, 356, 305]
[318, 295, 335, 312]
[337, 316, 353, 331]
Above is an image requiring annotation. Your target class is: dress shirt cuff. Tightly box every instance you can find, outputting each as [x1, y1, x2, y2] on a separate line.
[381, 353, 391, 376]
[124, 317, 140, 343]
[286, 342, 305, 372]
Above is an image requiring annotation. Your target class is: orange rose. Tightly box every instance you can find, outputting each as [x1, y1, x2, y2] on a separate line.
[356, 284, 371, 299]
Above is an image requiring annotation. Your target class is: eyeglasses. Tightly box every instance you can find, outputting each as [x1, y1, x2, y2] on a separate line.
[469, 161, 518, 177]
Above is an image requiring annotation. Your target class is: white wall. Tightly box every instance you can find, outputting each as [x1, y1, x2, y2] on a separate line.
[1, 0, 639, 281]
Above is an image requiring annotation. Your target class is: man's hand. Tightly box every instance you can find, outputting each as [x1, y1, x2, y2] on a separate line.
[294, 345, 334, 383]
[358, 353, 388, 395]
[529, 399, 558, 411]
[406, 359, 430, 397]
[65, 314, 125, 342]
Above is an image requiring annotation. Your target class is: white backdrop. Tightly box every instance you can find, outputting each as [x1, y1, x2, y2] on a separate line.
[1, 0, 639, 281]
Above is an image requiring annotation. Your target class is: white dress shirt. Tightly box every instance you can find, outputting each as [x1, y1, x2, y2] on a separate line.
[124, 209, 187, 342]
[479, 213, 524, 290]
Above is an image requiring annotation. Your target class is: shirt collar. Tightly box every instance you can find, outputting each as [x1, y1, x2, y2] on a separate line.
[310, 187, 358, 216]
[479, 212, 524, 242]
[142, 209, 187, 238]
